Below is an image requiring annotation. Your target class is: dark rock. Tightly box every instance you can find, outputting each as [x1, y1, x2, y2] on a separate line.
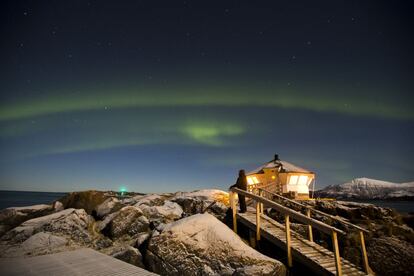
[111, 245, 145, 268]
[59, 190, 110, 215]
[367, 237, 414, 275]
[102, 206, 149, 239]
[96, 197, 123, 219]
[139, 201, 183, 223]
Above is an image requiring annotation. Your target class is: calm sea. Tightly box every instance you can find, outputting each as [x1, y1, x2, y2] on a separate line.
[0, 190, 67, 210]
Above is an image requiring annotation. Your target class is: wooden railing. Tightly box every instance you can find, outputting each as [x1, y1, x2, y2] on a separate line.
[255, 187, 371, 275]
[229, 187, 372, 276]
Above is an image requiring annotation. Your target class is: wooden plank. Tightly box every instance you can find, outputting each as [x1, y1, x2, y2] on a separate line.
[0, 248, 157, 276]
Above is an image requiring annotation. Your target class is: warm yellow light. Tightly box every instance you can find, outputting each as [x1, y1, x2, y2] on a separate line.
[289, 175, 298, 185]
[247, 176, 260, 185]
[298, 175, 308, 185]
[271, 175, 276, 180]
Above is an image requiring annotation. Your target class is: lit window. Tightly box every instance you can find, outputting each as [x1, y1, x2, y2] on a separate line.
[247, 177, 254, 185]
[253, 176, 259, 184]
[289, 175, 298, 185]
[271, 175, 276, 180]
[298, 175, 308, 185]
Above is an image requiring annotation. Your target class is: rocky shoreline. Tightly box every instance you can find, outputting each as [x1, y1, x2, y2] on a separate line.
[0, 189, 413, 275]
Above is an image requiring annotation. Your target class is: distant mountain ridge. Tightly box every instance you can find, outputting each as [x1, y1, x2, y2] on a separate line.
[315, 177, 414, 199]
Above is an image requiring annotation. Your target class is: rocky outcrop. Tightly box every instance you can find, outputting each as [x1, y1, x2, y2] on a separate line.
[0, 231, 69, 257]
[1, 208, 94, 244]
[367, 236, 414, 275]
[59, 190, 109, 215]
[21, 232, 67, 252]
[134, 194, 169, 207]
[146, 213, 286, 276]
[171, 189, 229, 219]
[102, 206, 149, 239]
[0, 204, 56, 237]
[140, 201, 183, 223]
[96, 197, 123, 218]
[111, 245, 145, 268]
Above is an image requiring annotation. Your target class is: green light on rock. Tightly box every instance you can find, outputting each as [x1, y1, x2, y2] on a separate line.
[120, 187, 127, 196]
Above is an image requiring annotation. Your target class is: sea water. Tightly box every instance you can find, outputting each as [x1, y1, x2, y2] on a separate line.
[0, 190, 67, 210]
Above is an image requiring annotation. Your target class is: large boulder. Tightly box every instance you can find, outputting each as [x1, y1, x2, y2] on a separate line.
[110, 245, 145, 268]
[0, 204, 55, 237]
[172, 189, 229, 219]
[21, 232, 67, 252]
[140, 201, 183, 223]
[58, 190, 109, 215]
[0, 231, 68, 257]
[102, 206, 149, 239]
[134, 194, 168, 207]
[96, 197, 123, 218]
[1, 208, 94, 244]
[146, 213, 286, 275]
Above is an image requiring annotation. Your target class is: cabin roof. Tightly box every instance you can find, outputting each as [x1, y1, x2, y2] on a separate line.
[247, 159, 313, 175]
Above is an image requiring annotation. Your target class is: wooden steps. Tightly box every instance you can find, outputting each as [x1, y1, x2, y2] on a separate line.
[237, 211, 367, 276]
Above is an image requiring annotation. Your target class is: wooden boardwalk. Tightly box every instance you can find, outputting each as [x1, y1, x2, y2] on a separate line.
[238, 211, 366, 276]
[230, 187, 372, 276]
[0, 248, 158, 276]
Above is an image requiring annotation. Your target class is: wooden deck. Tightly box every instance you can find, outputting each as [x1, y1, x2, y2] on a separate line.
[238, 211, 366, 276]
[0, 248, 158, 276]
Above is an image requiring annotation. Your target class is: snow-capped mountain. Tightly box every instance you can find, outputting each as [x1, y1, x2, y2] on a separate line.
[315, 177, 414, 199]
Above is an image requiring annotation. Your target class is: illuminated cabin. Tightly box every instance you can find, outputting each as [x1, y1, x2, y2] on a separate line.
[246, 154, 315, 200]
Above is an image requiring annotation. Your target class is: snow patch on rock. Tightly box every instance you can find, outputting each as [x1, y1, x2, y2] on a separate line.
[146, 213, 285, 275]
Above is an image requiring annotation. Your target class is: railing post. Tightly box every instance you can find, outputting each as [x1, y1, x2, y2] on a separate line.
[306, 208, 313, 242]
[230, 191, 237, 234]
[256, 201, 261, 242]
[359, 231, 370, 274]
[285, 214, 292, 268]
[259, 189, 264, 214]
[332, 231, 342, 276]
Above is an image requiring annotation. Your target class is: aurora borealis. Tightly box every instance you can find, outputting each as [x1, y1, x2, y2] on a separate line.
[1, 1, 413, 192]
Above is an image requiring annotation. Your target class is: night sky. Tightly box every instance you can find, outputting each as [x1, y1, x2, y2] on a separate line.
[0, 1, 413, 193]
